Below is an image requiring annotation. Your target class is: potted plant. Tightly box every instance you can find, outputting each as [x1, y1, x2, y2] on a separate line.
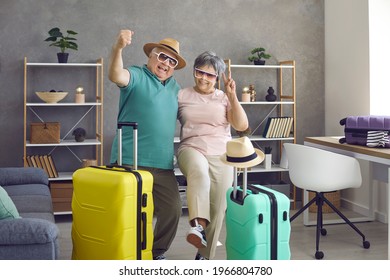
[264, 146, 272, 154]
[72, 127, 86, 142]
[248, 47, 271, 65]
[44, 27, 78, 63]
[264, 146, 272, 169]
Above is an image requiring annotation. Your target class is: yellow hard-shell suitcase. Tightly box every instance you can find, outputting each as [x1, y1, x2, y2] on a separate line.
[71, 122, 154, 260]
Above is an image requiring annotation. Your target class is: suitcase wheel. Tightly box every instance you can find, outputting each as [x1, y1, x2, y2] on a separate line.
[315, 251, 324, 260]
[363, 240, 370, 249]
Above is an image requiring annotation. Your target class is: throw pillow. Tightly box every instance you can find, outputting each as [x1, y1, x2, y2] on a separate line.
[0, 185, 20, 219]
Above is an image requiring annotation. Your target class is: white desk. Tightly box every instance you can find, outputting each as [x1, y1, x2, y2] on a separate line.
[304, 136, 390, 259]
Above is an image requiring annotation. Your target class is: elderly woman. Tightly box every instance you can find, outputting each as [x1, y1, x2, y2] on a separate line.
[177, 51, 249, 260]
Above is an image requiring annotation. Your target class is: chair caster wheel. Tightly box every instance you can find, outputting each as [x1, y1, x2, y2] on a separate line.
[363, 240, 370, 249]
[315, 251, 324, 260]
[320, 228, 327, 236]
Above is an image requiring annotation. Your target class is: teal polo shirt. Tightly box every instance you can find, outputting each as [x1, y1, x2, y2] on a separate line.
[110, 65, 180, 169]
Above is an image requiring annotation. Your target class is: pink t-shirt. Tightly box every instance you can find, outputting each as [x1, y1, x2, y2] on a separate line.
[178, 87, 232, 156]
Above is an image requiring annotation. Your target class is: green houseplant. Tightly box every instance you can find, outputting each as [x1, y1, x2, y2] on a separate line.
[248, 47, 271, 65]
[264, 146, 272, 169]
[44, 27, 78, 63]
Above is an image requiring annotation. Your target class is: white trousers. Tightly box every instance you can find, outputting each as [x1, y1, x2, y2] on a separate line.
[178, 147, 233, 259]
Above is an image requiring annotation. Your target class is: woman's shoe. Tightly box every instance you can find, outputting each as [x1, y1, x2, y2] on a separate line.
[195, 252, 207, 260]
[186, 224, 207, 248]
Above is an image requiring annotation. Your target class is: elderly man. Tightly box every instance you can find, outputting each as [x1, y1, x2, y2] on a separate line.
[109, 30, 186, 260]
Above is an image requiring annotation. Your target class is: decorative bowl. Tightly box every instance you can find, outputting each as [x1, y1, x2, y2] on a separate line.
[35, 91, 68, 103]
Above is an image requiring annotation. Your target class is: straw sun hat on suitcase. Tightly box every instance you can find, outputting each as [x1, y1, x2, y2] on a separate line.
[220, 136, 265, 168]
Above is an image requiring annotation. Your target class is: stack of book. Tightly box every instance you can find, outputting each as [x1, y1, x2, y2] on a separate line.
[24, 154, 58, 178]
[262, 117, 294, 138]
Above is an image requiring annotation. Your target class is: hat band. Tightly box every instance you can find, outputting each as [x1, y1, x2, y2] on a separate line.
[227, 152, 257, 163]
[161, 44, 178, 54]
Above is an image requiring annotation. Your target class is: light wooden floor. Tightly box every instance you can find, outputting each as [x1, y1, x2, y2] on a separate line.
[56, 208, 388, 260]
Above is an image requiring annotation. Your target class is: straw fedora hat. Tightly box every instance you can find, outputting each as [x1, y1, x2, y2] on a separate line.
[143, 38, 186, 70]
[220, 137, 265, 168]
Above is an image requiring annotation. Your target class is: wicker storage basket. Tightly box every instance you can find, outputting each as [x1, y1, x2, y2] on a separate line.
[30, 122, 60, 144]
[309, 191, 340, 213]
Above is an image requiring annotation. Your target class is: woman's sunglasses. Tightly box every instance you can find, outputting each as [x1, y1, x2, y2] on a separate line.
[194, 68, 218, 81]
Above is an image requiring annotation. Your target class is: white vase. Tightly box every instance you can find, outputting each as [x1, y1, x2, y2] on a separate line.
[279, 146, 289, 169]
[264, 154, 272, 169]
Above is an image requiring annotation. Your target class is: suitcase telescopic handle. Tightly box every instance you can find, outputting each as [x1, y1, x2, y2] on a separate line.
[117, 122, 138, 169]
[233, 167, 247, 199]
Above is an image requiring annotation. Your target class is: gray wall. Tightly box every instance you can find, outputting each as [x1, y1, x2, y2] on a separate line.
[0, 0, 324, 167]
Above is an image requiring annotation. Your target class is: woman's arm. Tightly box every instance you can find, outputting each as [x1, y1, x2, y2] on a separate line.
[223, 72, 249, 131]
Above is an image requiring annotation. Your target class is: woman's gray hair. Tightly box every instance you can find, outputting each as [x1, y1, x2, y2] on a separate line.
[193, 51, 226, 79]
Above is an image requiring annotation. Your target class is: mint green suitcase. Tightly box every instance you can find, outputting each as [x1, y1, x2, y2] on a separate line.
[225, 169, 291, 260]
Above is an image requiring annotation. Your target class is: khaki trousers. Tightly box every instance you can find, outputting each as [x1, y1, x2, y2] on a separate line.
[178, 147, 233, 259]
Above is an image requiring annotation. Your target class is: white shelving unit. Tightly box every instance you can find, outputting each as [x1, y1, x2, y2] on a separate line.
[23, 57, 104, 214]
[226, 59, 297, 207]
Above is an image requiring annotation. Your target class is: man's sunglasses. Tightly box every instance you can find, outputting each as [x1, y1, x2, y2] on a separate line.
[194, 68, 218, 81]
[153, 52, 178, 68]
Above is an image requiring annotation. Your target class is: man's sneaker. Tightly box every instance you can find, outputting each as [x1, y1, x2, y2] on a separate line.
[195, 252, 207, 260]
[186, 224, 207, 248]
[153, 254, 167, 260]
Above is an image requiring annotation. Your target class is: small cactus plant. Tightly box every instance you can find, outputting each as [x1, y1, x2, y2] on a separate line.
[264, 146, 272, 154]
[72, 127, 86, 142]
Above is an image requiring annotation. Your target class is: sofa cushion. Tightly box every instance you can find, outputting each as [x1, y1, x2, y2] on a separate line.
[12, 195, 54, 217]
[0, 218, 58, 245]
[19, 212, 55, 223]
[0, 185, 20, 219]
[3, 183, 54, 220]
[3, 184, 51, 197]
[0, 167, 48, 187]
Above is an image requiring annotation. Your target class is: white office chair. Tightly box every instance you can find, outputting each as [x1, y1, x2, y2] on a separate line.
[284, 143, 370, 259]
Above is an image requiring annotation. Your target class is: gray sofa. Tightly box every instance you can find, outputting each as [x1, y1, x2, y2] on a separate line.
[0, 167, 59, 260]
